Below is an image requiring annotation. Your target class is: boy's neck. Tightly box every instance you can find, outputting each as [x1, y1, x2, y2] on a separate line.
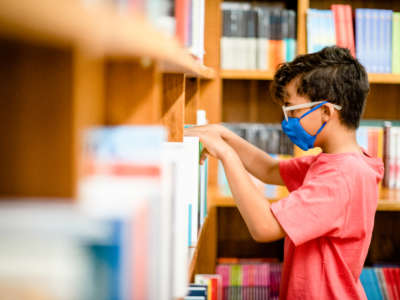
[320, 127, 361, 154]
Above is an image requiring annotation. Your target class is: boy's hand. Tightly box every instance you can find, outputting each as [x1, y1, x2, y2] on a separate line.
[184, 125, 232, 164]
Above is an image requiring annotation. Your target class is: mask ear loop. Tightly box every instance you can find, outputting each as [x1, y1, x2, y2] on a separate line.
[314, 121, 327, 136]
[299, 101, 328, 119]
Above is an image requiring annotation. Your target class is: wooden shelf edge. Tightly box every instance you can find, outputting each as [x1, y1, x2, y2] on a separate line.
[368, 73, 400, 84]
[221, 70, 274, 80]
[220, 70, 400, 84]
[210, 187, 400, 211]
[0, 0, 216, 79]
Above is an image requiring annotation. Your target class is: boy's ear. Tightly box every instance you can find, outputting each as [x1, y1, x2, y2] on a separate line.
[321, 103, 335, 122]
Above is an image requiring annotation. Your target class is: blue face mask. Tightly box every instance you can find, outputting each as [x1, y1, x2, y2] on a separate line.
[281, 101, 341, 151]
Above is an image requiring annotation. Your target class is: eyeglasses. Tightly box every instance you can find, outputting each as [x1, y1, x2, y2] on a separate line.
[282, 100, 342, 121]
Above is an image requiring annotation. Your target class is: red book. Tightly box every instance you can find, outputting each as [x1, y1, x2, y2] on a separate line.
[392, 268, 400, 300]
[332, 4, 356, 57]
[383, 268, 397, 300]
[175, 0, 190, 46]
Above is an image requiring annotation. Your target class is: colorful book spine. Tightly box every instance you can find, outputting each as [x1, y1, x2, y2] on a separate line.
[216, 262, 282, 300]
[331, 4, 355, 57]
[78, 126, 166, 300]
[356, 9, 366, 69]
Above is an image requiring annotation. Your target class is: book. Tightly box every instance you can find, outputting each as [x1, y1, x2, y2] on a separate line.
[78, 126, 166, 300]
[162, 142, 189, 299]
[0, 201, 112, 300]
[216, 262, 282, 300]
[307, 9, 336, 54]
[195, 274, 223, 300]
[393, 12, 400, 74]
[183, 136, 200, 247]
[175, 0, 191, 46]
[331, 4, 355, 57]
[197, 110, 209, 227]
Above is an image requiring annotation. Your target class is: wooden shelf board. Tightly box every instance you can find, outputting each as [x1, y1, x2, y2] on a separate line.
[221, 70, 274, 80]
[377, 188, 400, 211]
[220, 70, 400, 84]
[0, 0, 215, 79]
[368, 73, 400, 84]
[210, 187, 400, 211]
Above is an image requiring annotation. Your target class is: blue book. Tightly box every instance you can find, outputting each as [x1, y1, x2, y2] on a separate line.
[90, 220, 127, 300]
[360, 268, 384, 300]
[355, 9, 363, 66]
[187, 284, 208, 297]
[377, 10, 385, 73]
[364, 9, 373, 73]
[385, 10, 393, 73]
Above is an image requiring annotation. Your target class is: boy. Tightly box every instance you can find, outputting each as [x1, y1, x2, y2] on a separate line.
[184, 46, 384, 299]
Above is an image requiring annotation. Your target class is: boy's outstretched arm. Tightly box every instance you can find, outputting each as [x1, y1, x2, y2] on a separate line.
[220, 147, 286, 242]
[184, 127, 286, 243]
[187, 124, 284, 186]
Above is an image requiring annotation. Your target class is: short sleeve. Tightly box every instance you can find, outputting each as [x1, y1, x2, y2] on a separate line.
[271, 166, 349, 246]
[279, 155, 316, 192]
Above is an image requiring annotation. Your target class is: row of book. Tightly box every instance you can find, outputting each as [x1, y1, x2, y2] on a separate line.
[0, 120, 206, 298]
[175, 0, 206, 61]
[218, 123, 291, 199]
[82, 0, 206, 61]
[185, 274, 223, 300]
[215, 259, 282, 300]
[360, 267, 400, 300]
[221, 2, 296, 70]
[355, 120, 400, 190]
[79, 118, 209, 299]
[307, 4, 400, 74]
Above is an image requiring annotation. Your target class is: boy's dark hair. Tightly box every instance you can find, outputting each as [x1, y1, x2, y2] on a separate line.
[271, 46, 369, 129]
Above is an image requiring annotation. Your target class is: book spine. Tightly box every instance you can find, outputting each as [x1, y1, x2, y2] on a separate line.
[378, 10, 385, 73]
[393, 13, 400, 73]
[175, 0, 190, 46]
[355, 9, 365, 67]
[286, 10, 296, 62]
[256, 7, 271, 70]
[332, 5, 347, 50]
[371, 9, 379, 73]
[386, 10, 393, 73]
[307, 9, 315, 53]
[221, 9, 231, 70]
[344, 5, 356, 57]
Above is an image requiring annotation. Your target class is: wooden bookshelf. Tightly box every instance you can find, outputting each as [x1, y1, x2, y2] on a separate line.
[0, 0, 215, 79]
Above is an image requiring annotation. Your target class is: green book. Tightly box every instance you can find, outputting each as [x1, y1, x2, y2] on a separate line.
[392, 12, 400, 73]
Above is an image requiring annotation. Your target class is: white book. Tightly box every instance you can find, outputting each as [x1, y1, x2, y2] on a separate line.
[220, 37, 232, 69]
[162, 142, 189, 299]
[197, 111, 208, 228]
[183, 136, 200, 247]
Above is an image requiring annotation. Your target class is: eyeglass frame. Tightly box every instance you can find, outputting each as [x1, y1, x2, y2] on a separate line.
[282, 100, 342, 121]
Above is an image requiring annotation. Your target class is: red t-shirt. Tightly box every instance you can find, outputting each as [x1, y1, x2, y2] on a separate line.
[270, 151, 384, 299]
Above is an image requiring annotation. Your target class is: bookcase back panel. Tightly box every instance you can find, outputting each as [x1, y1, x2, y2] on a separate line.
[363, 85, 400, 120]
[162, 73, 185, 142]
[366, 211, 400, 265]
[218, 207, 284, 260]
[223, 80, 283, 123]
[0, 39, 74, 197]
[310, 0, 400, 10]
[185, 78, 200, 124]
[105, 60, 161, 125]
